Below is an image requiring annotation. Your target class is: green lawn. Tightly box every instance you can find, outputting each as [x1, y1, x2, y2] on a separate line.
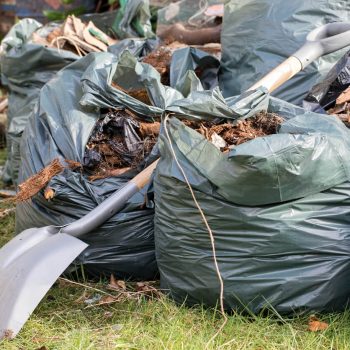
[0, 148, 349, 350]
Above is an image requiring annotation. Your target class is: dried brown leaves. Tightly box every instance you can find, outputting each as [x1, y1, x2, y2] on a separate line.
[186, 111, 284, 151]
[142, 47, 173, 85]
[308, 315, 329, 332]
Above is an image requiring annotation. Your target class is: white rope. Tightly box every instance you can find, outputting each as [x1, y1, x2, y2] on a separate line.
[163, 115, 227, 347]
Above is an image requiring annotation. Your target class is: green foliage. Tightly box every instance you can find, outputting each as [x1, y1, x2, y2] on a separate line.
[43, 1, 87, 21]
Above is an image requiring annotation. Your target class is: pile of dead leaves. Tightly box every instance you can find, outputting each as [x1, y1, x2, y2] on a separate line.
[32, 15, 117, 56]
[185, 111, 284, 152]
[308, 315, 329, 332]
[142, 46, 174, 85]
[59, 275, 162, 309]
[111, 82, 151, 105]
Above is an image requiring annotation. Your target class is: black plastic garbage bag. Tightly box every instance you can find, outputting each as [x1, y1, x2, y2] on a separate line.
[303, 50, 350, 113]
[219, 0, 350, 106]
[0, 19, 79, 184]
[154, 91, 350, 313]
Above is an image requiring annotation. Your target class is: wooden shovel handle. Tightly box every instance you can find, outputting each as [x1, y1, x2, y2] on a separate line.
[131, 159, 160, 190]
[249, 56, 302, 93]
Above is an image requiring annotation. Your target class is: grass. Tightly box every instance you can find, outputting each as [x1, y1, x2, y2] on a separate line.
[0, 148, 350, 349]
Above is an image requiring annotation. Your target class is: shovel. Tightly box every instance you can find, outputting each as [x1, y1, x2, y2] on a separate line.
[1, 22, 350, 340]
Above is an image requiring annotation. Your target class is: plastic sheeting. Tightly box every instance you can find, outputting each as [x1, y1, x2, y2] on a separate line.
[219, 0, 350, 105]
[303, 50, 350, 113]
[0, 19, 78, 184]
[154, 91, 350, 313]
[112, 0, 155, 39]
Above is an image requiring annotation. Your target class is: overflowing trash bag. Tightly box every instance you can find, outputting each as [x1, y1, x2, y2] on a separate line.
[16, 40, 219, 278]
[0, 18, 78, 184]
[303, 50, 350, 117]
[219, 0, 350, 105]
[154, 90, 350, 313]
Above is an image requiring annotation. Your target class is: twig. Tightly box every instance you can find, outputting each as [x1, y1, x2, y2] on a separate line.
[58, 277, 115, 297]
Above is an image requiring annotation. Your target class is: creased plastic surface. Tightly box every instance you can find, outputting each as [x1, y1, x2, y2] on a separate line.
[219, 0, 350, 105]
[303, 50, 350, 113]
[154, 94, 350, 313]
[0, 19, 78, 184]
[112, 0, 155, 39]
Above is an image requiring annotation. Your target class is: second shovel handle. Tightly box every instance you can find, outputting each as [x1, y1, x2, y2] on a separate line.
[248, 56, 302, 93]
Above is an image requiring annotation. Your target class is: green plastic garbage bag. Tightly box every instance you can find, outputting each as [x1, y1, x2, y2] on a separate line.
[0, 19, 78, 184]
[219, 0, 350, 105]
[154, 91, 350, 313]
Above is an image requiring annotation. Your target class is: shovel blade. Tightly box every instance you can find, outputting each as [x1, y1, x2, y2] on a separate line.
[0, 228, 87, 339]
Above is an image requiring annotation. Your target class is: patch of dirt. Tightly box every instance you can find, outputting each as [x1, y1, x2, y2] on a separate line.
[142, 46, 173, 85]
[83, 110, 159, 180]
[112, 82, 151, 105]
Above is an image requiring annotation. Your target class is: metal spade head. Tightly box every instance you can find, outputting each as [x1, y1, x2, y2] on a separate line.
[0, 226, 87, 339]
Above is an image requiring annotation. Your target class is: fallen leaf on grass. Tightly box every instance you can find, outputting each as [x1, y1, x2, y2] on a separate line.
[100, 295, 118, 304]
[308, 315, 329, 332]
[109, 274, 126, 291]
[136, 282, 162, 298]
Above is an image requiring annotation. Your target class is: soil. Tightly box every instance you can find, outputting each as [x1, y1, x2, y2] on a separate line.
[142, 47, 173, 85]
[112, 82, 152, 105]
